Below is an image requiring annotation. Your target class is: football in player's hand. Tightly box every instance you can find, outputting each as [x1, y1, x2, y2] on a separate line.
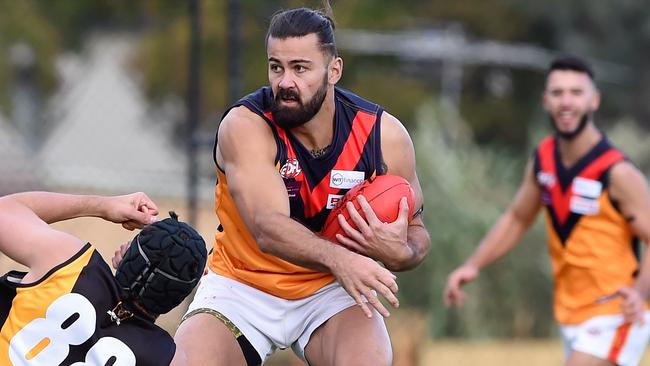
[321, 175, 415, 241]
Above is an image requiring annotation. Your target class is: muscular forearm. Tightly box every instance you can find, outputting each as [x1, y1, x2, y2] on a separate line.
[254, 212, 352, 273]
[8, 192, 106, 224]
[385, 223, 430, 272]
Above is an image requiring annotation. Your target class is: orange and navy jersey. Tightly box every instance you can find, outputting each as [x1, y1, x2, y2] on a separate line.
[0, 243, 175, 365]
[534, 135, 642, 324]
[209, 86, 385, 299]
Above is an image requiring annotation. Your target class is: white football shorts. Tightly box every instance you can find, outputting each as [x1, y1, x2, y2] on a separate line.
[183, 269, 358, 363]
[560, 311, 650, 366]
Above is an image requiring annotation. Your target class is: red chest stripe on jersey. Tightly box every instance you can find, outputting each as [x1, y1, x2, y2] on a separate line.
[302, 110, 376, 217]
[265, 111, 300, 159]
[538, 137, 563, 219]
[266, 111, 306, 201]
[266, 110, 376, 218]
[263, 111, 274, 123]
[539, 137, 623, 225]
[269, 114, 319, 220]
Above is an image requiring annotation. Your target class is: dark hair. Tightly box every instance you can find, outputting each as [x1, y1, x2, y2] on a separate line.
[266, 6, 337, 58]
[548, 56, 595, 80]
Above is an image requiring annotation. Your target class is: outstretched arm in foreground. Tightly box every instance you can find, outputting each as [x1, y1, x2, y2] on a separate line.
[0, 191, 158, 278]
[443, 158, 542, 307]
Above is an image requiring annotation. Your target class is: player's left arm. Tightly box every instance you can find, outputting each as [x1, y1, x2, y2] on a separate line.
[381, 112, 430, 271]
[609, 161, 650, 322]
[0, 192, 158, 274]
[336, 111, 430, 271]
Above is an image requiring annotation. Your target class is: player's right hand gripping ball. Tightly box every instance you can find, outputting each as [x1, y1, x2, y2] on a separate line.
[321, 174, 415, 241]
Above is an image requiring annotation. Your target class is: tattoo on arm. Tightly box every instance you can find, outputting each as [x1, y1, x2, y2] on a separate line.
[626, 215, 636, 223]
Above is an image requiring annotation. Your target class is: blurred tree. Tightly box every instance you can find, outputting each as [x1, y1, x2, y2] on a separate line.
[402, 100, 554, 338]
[507, 0, 650, 130]
[3, 0, 648, 140]
[0, 1, 60, 114]
[0, 0, 187, 119]
[131, 0, 534, 131]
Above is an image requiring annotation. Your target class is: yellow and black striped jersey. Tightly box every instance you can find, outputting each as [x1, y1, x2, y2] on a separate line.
[0, 243, 175, 365]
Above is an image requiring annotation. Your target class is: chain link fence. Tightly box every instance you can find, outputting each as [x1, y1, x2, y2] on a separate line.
[0, 34, 215, 204]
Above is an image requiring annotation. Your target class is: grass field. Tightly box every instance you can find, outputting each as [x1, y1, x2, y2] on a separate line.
[2, 198, 650, 365]
[265, 338, 650, 366]
[264, 339, 566, 366]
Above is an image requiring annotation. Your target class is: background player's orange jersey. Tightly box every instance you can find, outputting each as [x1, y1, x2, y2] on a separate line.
[535, 136, 644, 324]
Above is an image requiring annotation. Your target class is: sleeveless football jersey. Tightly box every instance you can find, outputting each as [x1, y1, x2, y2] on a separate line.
[0, 243, 175, 365]
[209, 86, 385, 299]
[534, 135, 642, 324]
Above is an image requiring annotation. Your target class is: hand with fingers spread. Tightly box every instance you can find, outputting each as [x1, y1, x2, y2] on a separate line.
[443, 264, 479, 307]
[330, 249, 400, 318]
[102, 192, 159, 230]
[335, 195, 411, 269]
[618, 287, 646, 324]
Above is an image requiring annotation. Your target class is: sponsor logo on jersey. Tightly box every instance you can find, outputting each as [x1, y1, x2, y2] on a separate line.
[537, 171, 556, 188]
[280, 158, 302, 179]
[327, 194, 344, 209]
[330, 170, 364, 189]
[572, 177, 602, 199]
[285, 181, 302, 199]
[570, 195, 600, 215]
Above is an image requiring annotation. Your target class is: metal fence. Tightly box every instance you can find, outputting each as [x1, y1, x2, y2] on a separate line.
[0, 34, 215, 209]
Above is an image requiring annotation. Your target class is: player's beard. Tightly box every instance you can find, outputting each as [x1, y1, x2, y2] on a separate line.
[549, 110, 592, 141]
[271, 75, 328, 130]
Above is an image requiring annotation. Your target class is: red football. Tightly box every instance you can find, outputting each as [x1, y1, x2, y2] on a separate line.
[320, 174, 416, 241]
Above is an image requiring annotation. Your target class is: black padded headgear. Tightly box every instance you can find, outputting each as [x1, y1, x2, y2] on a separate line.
[115, 212, 207, 315]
